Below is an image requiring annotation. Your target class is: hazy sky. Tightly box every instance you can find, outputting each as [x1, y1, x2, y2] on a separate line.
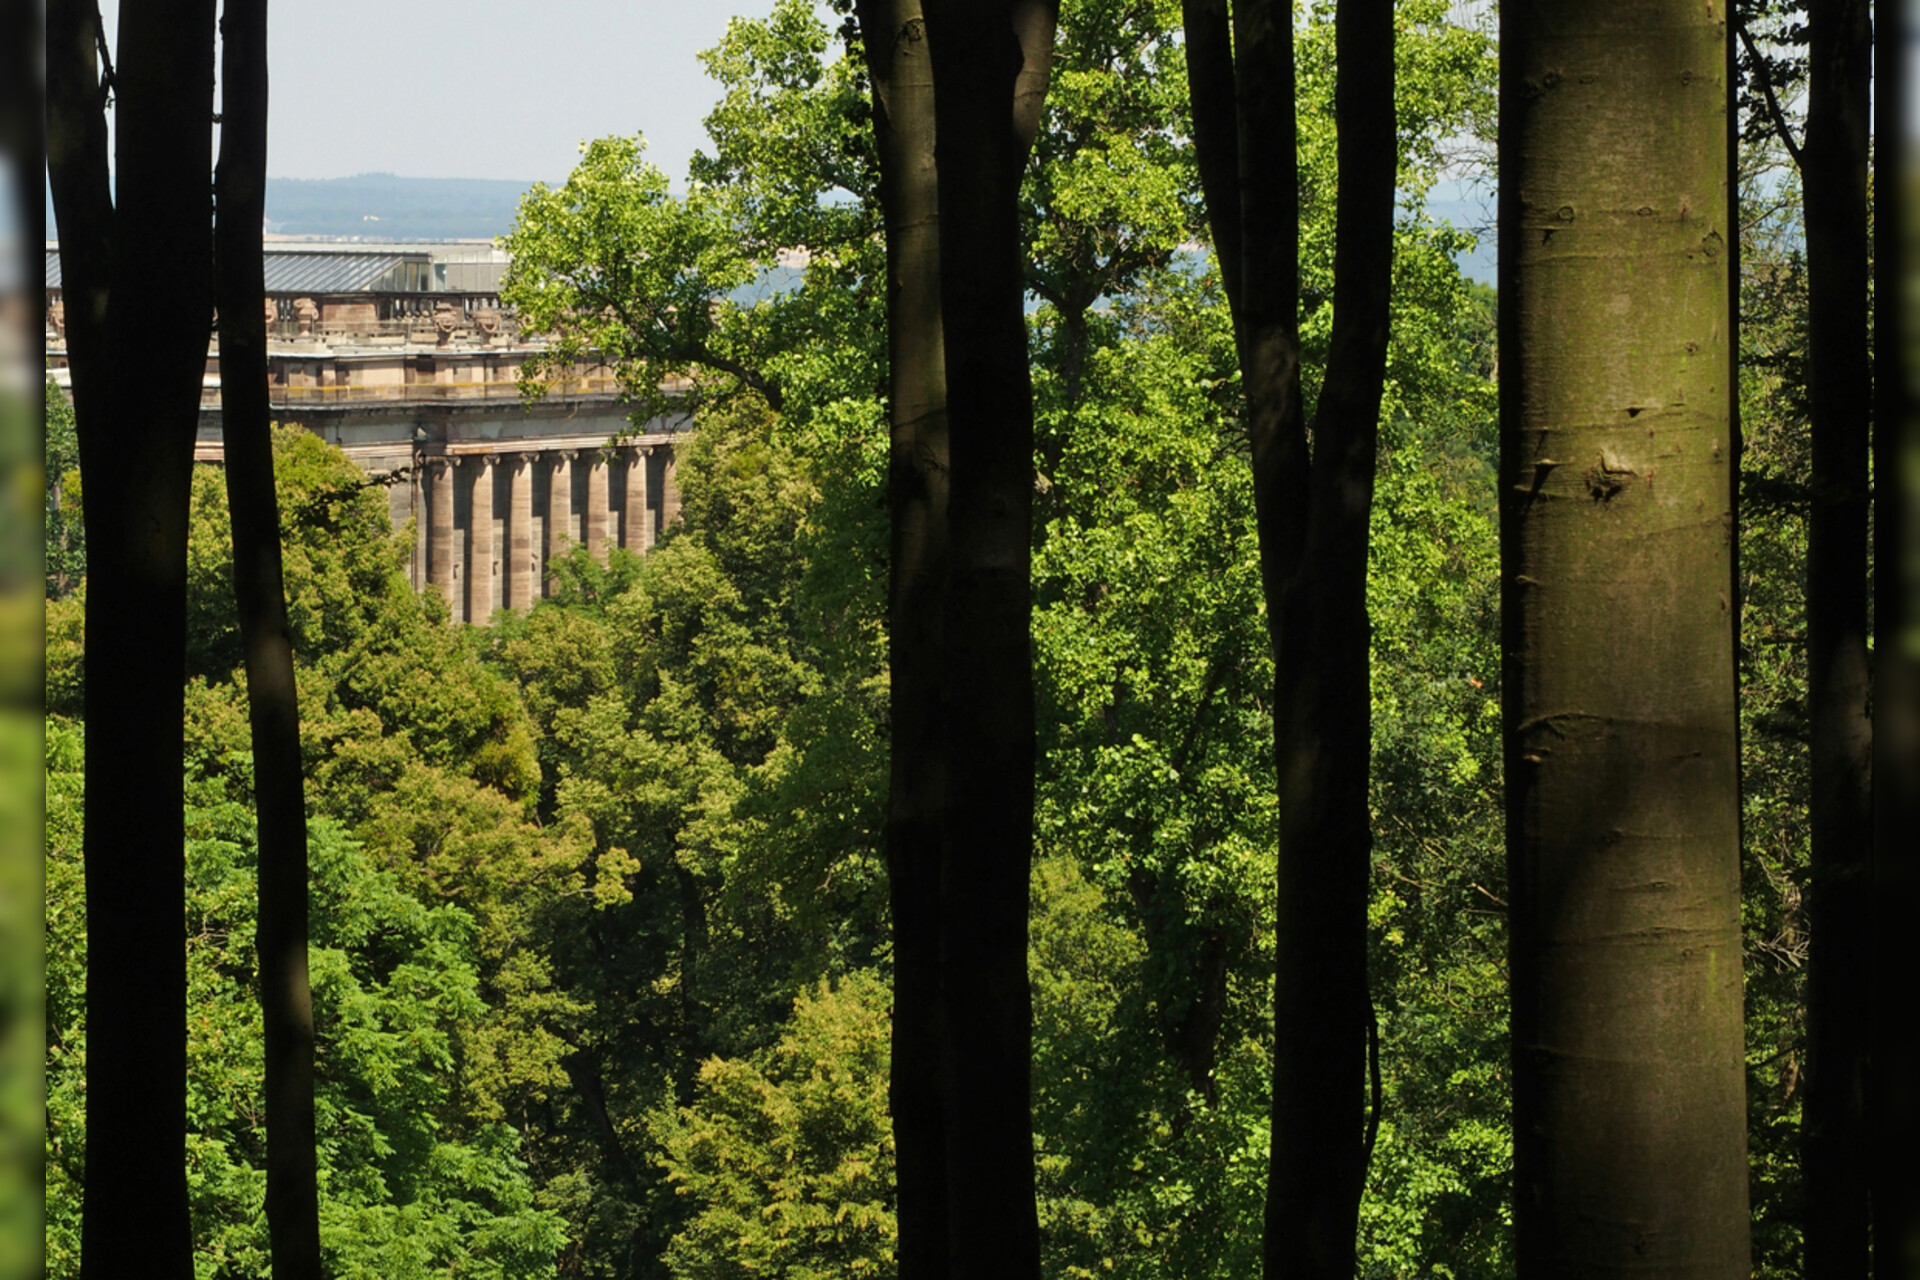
[73, 1, 1920, 187]
[101, 0, 779, 185]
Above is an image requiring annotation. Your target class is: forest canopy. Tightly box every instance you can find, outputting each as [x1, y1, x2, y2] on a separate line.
[41, 0, 1890, 1276]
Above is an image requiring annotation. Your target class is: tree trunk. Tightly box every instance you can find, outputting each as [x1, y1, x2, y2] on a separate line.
[1058, 305, 1090, 412]
[46, 1, 217, 1275]
[1500, 1, 1750, 1273]
[918, 4, 1055, 1275]
[1869, 16, 1920, 1273]
[213, 3, 324, 1275]
[854, 4, 952, 1277]
[1181, 1, 1394, 1271]
[0, 3, 37, 268]
[1796, 1, 1874, 1272]
[1267, 1, 1396, 1270]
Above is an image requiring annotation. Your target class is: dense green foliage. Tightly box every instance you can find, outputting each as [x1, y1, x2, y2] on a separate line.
[43, 378, 83, 599]
[45, 432, 573, 1279]
[44, 1, 1844, 1276]
[0, 379, 44, 1280]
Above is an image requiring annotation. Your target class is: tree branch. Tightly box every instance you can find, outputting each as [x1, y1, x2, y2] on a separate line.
[92, 3, 116, 106]
[607, 294, 787, 413]
[1010, 0, 1063, 164]
[1737, 19, 1806, 170]
[1180, 0, 1244, 326]
[46, 0, 116, 385]
[674, 342, 787, 413]
[1309, 0, 1396, 486]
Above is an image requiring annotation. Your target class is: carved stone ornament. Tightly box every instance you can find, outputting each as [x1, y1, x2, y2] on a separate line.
[293, 297, 319, 335]
[48, 299, 65, 336]
[433, 304, 461, 344]
[263, 296, 279, 327]
[471, 308, 501, 341]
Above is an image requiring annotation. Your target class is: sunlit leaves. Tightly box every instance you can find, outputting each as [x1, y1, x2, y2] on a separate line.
[653, 974, 897, 1280]
[42, 733, 568, 1280]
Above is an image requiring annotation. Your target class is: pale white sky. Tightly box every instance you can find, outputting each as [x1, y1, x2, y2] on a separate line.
[71, 1, 1920, 186]
[110, 0, 778, 185]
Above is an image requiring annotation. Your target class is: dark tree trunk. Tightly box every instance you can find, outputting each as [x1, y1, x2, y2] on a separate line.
[1500, 0, 1751, 1273]
[213, 3, 323, 1275]
[1057, 304, 1090, 412]
[854, 4, 952, 1277]
[1180, 1, 1394, 1272]
[1180, 0, 1243, 335]
[0, 0, 37, 261]
[1869, 13, 1920, 1273]
[46, 1, 217, 1275]
[916, 4, 1055, 1275]
[1797, 2, 1874, 1272]
[1267, 1, 1396, 1267]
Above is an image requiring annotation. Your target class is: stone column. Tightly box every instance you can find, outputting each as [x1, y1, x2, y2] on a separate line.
[413, 467, 426, 592]
[505, 453, 533, 611]
[585, 449, 610, 564]
[427, 457, 456, 613]
[623, 445, 652, 553]
[468, 455, 496, 623]
[546, 450, 575, 592]
[661, 442, 683, 529]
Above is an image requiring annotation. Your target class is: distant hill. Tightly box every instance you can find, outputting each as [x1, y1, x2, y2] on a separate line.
[46, 172, 538, 242]
[264, 174, 535, 240]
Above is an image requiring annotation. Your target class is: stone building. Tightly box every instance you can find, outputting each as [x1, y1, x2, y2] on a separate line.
[45, 240, 685, 624]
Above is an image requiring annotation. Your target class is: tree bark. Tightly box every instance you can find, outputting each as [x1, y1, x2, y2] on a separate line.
[1869, 13, 1920, 1272]
[1266, 2, 1396, 1271]
[917, 4, 1055, 1275]
[1180, 0, 1243, 335]
[213, 2, 323, 1274]
[854, 4, 952, 1277]
[1500, 1, 1751, 1272]
[1181, 1, 1394, 1271]
[1796, 2, 1874, 1272]
[46, 0, 216, 1275]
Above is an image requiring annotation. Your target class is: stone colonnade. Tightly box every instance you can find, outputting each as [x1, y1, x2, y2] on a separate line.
[420, 442, 677, 624]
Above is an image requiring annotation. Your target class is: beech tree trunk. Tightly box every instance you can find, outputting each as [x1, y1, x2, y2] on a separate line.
[1796, 1, 1874, 1272]
[854, 4, 951, 1278]
[1499, 1, 1751, 1272]
[46, 1, 216, 1275]
[914, 4, 1055, 1274]
[1267, 3, 1394, 1270]
[1181, 1, 1394, 1272]
[1869, 18, 1920, 1273]
[212, 2, 323, 1275]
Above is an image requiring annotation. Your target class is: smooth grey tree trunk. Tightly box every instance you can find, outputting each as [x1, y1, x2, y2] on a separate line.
[1500, 0, 1751, 1272]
